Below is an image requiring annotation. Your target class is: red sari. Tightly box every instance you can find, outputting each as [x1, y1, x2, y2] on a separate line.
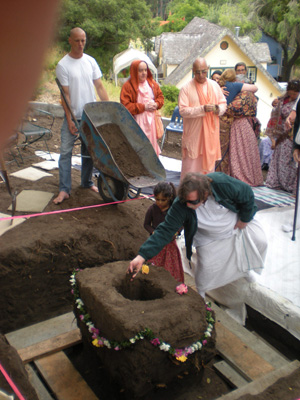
[144, 203, 184, 283]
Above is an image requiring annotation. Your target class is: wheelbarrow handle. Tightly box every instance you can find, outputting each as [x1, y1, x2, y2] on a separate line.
[55, 78, 81, 132]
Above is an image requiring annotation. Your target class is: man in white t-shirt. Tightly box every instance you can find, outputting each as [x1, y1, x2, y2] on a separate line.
[53, 27, 109, 204]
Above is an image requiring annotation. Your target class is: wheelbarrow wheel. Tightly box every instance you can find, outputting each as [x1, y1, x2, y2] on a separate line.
[97, 174, 128, 203]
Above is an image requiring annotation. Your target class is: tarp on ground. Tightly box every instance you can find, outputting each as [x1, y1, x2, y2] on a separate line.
[113, 48, 158, 85]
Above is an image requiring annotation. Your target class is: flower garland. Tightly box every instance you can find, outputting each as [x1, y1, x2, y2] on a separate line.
[70, 270, 215, 362]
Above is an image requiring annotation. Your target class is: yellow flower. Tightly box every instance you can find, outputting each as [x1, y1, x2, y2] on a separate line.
[142, 264, 149, 274]
[92, 338, 100, 347]
[176, 355, 187, 363]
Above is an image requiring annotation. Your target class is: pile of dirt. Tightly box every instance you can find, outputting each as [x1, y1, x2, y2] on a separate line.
[96, 123, 152, 178]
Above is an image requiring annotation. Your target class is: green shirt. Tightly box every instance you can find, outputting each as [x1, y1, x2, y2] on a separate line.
[139, 172, 257, 261]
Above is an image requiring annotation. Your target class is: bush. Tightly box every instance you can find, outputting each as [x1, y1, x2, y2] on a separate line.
[161, 85, 180, 117]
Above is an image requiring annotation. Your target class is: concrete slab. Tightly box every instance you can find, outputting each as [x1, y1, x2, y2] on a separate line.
[32, 160, 58, 171]
[0, 212, 26, 236]
[10, 167, 52, 181]
[7, 190, 54, 212]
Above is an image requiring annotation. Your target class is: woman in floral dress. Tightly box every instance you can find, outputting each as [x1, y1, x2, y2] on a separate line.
[265, 80, 300, 194]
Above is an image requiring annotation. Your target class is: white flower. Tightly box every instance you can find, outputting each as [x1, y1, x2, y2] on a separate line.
[205, 332, 211, 338]
[104, 340, 111, 349]
[129, 338, 136, 344]
[159, 343, 170, 351]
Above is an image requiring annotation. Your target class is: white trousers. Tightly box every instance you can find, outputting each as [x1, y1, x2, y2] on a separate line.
[194, 219, 267, 298]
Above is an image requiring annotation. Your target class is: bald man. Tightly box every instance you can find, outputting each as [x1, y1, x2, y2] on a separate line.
[54, 28, 109, 204]
[178, 58, 226, 179]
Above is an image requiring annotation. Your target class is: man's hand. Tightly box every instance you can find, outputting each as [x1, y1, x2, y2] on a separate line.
[234, 220, 248, 230]
[293, 149, 300, 163]
[68, 120, 79, 136]
[221, 86, 229, 97]
[127, 255, 145, 281]
[213, 105, 220, 115]
[204, 104, 217, 113]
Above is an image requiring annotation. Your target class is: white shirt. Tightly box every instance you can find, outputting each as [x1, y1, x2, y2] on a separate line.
[56, 53, 102, 119]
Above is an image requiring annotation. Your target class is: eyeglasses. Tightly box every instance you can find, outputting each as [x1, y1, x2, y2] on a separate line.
[194, 70, 208, 75]
[236, 68, 246, 73]
[186, 198, 201, 205]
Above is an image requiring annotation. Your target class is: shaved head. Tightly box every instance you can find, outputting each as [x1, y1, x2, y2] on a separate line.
[68, 27, 86, 58]
[192, 58, 209, 84]
[70, 27, 85, 39]
[193, 58, 207, 70]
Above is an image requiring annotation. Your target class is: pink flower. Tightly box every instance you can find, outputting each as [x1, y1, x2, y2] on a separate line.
[91, 327, 99, 335]
[79, 315, 84, 321]
[114, 346, 120, 351]
[203, 340, 207, 346]
[176, 284, 188, 295]
[206, 307, 212, 311]
[150, 338, 160, 346]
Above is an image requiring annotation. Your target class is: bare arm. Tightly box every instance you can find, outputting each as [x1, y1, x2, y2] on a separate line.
[241, 83, 258, 93]
[94, 78, 109, 101]
[60, 86, 78, 136]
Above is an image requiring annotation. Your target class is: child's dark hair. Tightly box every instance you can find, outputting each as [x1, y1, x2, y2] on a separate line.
[153, 181, 177, 205]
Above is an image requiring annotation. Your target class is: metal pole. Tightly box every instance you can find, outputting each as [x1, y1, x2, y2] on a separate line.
[292, 162, 300, 241]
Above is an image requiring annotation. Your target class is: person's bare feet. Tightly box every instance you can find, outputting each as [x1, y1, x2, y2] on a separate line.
[90, 185, 99, 193]
[53, 191, 70, 204]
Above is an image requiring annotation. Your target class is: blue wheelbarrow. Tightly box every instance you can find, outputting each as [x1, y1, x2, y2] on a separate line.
[56, 78, 165, 202]
[80, 101, 166, 202]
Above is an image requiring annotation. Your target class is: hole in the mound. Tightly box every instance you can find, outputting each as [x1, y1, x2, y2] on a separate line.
[117, 278, 165, 301]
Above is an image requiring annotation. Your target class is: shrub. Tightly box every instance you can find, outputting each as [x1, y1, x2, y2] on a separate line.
[160, 85, 180, 117]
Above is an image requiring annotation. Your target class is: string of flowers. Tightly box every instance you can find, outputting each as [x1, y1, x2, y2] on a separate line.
[70, 270, 215, 362]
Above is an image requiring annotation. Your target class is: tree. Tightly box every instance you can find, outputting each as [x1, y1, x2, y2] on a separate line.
[251, 0, 300, 81]
[58, 0, 154, 74]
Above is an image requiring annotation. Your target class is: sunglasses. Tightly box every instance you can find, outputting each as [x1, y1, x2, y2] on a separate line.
[186, 198, 201, 205]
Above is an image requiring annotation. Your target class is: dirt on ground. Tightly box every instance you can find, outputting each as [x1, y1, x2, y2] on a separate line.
[0, 106, 299, 400]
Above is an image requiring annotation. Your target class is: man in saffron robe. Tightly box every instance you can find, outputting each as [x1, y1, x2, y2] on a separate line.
[179, 58, 227, 179]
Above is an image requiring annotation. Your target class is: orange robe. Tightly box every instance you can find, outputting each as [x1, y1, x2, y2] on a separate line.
[179, 78, 226, 177]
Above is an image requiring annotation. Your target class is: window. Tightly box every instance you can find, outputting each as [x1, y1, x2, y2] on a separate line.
[247, 67, 257, 83]
[220, 41, 229, 50]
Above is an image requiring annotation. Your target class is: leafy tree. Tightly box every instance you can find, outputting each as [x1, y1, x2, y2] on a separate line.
[166, 0, 208, 24]
[57, 0, 154, 74]
[251, 0, 300, 81]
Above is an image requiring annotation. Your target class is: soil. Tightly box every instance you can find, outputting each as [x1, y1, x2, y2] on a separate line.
[95, 123, 151, 178]
[0, 107, 299, 400]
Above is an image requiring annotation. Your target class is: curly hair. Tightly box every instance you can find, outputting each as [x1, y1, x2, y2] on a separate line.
[153, 181, 177, 205]
[218, 69, 236, 87]
[177, 173, 212, 203]
[287, 80, 300, 92]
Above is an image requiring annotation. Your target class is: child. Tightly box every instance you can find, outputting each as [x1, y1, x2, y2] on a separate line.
[144, 181, 184, 282]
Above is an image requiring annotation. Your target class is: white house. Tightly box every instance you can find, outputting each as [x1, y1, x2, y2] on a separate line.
[156, 17, 284, 129]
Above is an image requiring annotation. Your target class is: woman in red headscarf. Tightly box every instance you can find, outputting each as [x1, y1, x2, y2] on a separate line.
[120, 60, 164, 155]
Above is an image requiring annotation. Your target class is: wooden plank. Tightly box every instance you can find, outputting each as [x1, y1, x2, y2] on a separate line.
[6, 312, 77, 350]
[35, 351, 98, 400]
[18, 329, 82, 363]
[215, 360, 300, 400]
[25, 364, 53, 400]
[215, 320, 275, 381]
[208, 299, 289, 369]
[213, 360, 248, 389]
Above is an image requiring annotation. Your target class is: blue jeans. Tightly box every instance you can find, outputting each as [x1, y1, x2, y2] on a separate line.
[59, 117, 94, 193]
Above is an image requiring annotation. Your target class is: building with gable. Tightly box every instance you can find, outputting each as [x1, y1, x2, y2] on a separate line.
[155, 17, 284, 129]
